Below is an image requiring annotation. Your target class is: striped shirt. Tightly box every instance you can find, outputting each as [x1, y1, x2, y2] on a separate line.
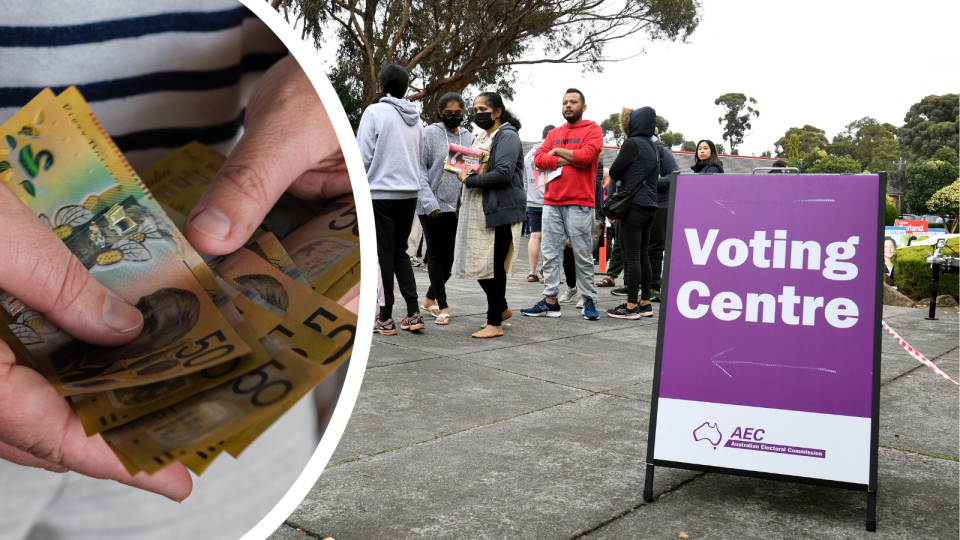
[0, 0, 287, 171]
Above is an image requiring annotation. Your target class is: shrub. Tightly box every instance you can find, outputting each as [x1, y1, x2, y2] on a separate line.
[884, 203, 898, 226]
[891, 237, 959, 300]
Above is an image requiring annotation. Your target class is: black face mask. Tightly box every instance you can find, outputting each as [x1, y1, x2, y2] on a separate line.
[441, 112, 463, 129]
[474, 112, 495, 130]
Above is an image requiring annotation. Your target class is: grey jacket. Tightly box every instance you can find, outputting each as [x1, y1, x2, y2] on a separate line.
[417, 123, 474, 215]
[464, 123, 527, 228]
[356, 96, 426, 200]
[523, 143, 544, 208]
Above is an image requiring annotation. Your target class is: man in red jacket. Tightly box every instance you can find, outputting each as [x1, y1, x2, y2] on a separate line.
[521, 89, 604, 320]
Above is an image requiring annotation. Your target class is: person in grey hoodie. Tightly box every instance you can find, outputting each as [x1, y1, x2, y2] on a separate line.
[417, 92, 474, 324]
[357, 64, 428, 335]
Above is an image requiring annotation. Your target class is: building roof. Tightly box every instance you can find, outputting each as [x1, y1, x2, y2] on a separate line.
[519, 142, 789, 174]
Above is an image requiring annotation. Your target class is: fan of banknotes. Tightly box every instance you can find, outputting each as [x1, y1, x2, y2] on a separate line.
[0, 88, 360, 476]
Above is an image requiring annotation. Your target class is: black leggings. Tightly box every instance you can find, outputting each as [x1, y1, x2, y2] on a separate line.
[649, 207, 669, 292]
[373, 199, 419, 320]
[619, 205, 657, 304]
[419, 212, 457, 310]
[477, 224, 512, 326]
[562, 246, 576, 288]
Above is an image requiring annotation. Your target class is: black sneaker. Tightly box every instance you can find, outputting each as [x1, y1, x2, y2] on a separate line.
[611, 286, 628, 296]
[639, 303, 654, 317]
[650, 289, 661, 303]
[607, 303, 640, 319]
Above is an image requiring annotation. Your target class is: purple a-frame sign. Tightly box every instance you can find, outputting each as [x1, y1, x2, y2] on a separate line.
[644, 173, 884, 531]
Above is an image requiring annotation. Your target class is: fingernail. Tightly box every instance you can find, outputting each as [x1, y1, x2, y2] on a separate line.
[102, 294, 143, 333]
[190, 207, 231, 241]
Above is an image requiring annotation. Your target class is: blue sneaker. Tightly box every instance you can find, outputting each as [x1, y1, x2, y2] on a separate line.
[521, 298, 561, 317]
[582, 298, 599, 320]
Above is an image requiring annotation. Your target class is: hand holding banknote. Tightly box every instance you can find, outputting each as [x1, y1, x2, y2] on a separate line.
[185, 56, 352, 255]
[0, 185, 192, 502]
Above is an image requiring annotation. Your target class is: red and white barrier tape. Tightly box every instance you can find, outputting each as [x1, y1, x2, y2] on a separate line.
[882, 320, 959, 386]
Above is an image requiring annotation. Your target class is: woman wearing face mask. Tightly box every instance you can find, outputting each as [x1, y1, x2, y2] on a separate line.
[882, 236, 897, 282]
[452, 92, 526, 338]
[417, 92, 474, 324]
[692, 139, 724, 174]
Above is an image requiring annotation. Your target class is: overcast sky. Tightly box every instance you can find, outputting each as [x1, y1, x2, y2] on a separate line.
[315, 0, 959, 156]
[506, 0, 960, 155]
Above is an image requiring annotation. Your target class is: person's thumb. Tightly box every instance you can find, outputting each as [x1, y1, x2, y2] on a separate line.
[183, 55, 337, 255]
[0, 188, 143, 347]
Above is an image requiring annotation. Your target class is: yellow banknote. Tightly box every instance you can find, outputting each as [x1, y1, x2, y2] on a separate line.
[247, 232, 310, 287]
[213, 248, 355, 366]
[280, 194, 360, 295]
[139, 140, 225, 216]
[0, 90, 251, 395]
[102, 337, 336, 475]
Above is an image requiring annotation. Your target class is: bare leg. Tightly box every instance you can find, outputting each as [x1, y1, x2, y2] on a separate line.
[527, 232, 541, 276]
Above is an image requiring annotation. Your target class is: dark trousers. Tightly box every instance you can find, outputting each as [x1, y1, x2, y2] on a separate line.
[419, 212, 457, 310]
[606, 232, 623, 278]
[562, 246, 576, 288]
[619, 205, 657, 304]
[373, 199, 419, 320]
[477, 224, 512, 326]
[649, 206, 669, 292]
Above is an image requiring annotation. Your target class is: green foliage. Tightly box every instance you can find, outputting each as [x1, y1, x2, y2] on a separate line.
[884, 202, 899, 226]
[600, 113, 624, 145]
[892, 237, 959, 300]
[760, 150, 771, 157]
[714, 93, 758, 154]
[660, 131, 685, 149]
[656, 115, 669, 134]
[787, 134, 800, 163]
[680, 140, 696, 152]
[277, 0, 703, 126]
[899, 94, 959, 159]
[774, 125, 828, 157]
[826, 117, 900, 172]
[795, 149, 860, 173]
[903, 147, 959, 213]
[715, 142, 726, 155]
[927, 179, 959, 216]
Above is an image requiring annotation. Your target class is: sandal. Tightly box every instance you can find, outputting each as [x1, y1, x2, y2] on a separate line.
[435, 313, 450, 325]
[527, 274, 538, 282]
[420, 302, 441, 317]
[596, 276, 616, 287]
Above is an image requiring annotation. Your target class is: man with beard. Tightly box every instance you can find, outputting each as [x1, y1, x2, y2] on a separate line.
[523, 89, 604, 320]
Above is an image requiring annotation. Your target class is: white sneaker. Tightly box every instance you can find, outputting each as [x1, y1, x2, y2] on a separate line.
[576, 297, 584, 309]
[559, 287, 579, 303]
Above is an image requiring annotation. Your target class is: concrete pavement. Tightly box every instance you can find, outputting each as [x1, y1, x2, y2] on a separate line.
[271, 240, 959, 539]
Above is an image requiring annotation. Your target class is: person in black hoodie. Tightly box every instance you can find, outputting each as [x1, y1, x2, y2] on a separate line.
[606, 107, 660, 319]
[455, 92, 526, 338]
[692, 139, 724, 174]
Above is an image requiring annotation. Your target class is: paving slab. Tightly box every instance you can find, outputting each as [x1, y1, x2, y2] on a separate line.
[583, 447, 958, 540]
[365, 341, 440, 368]
[330, 356, 587, 464]
[292, 394, 698, 540]
[605, 380, 654, 402]
[879, 358, 960, 459]
[459, 325, 659, 392]
[880, 307, 958, 358]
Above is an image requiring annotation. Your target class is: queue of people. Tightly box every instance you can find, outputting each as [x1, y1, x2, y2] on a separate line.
[359, 64, 725, 337]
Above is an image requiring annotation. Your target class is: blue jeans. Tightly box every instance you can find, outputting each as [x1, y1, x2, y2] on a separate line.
[541, 204, 597, 300]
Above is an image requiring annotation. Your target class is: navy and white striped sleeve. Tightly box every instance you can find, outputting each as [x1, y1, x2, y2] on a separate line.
[0, 0, 287, 170]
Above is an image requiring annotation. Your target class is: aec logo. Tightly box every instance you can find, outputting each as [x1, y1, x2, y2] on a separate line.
[692, 422, 722, 448]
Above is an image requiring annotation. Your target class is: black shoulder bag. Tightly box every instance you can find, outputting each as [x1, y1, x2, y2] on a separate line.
[600, 141, 660, 221]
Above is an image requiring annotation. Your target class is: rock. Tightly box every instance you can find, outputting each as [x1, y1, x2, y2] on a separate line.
[936, 295, 959, 307]
[917, 296, 959, 307]
[883, 282, 916, 307]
